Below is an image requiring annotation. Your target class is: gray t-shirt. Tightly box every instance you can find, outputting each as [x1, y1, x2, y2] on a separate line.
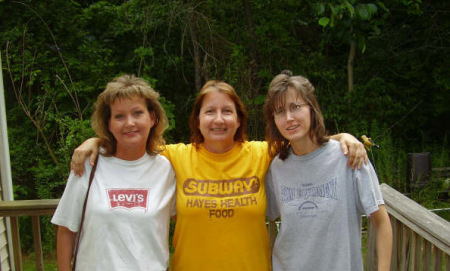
[266, 139, 384, 271]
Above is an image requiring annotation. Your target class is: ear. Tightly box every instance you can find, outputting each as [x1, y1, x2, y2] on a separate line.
[150, 111, 157, 127]
[235, 112, 241, 129]
[197, 114, 200, 129]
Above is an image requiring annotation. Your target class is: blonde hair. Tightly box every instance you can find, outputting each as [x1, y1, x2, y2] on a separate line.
[91, 74, 168, 156]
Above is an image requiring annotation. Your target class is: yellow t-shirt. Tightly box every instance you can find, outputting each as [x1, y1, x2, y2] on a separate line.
[163, 141, 272, 271]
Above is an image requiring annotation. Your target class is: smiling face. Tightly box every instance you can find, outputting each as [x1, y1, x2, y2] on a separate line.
[198, 90, 241, 153]
[108, 95, 155, 160]
[274, 87, 316, 154]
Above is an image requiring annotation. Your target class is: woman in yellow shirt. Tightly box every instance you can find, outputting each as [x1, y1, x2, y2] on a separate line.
[71, 80, 367, 271]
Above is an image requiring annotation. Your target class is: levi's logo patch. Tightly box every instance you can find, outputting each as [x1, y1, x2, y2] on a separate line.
[107, 189, 149, 211]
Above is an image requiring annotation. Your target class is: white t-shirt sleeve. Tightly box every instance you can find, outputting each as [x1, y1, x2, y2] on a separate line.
[51, 159, 92, 232]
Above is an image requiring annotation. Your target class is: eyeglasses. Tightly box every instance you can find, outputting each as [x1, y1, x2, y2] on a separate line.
[273, 103, 309, 118]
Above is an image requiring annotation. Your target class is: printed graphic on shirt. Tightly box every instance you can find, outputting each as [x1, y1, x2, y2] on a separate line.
[182, 177, 260, 219]
[107, 189, 149, 211]
[280, 178, 338, 218]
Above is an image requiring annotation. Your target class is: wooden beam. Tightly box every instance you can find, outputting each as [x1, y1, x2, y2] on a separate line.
[0, 199, 59, 271]
[380, 184, 450, 255]
[31, 216, 44, 271]
[0, 199, 59, 217]
[9, 217, 21, 271]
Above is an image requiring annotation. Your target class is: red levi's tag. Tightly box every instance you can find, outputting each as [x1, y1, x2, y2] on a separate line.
[107, 189, 149, 211]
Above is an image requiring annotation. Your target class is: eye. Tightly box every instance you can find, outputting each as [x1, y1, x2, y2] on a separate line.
[292, 103, 307, 112]
[114, 114, 124, 120]
[134, 110, 144, 116]
[274, 108, 285, 115]
[291, 104, 301, 111]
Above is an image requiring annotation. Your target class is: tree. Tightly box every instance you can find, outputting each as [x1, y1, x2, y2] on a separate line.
[314, 0, 392, 94]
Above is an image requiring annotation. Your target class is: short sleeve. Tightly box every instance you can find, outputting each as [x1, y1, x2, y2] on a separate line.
[51, 159, 92, 232]
[354, 161, 384, 216]
[266, 167, 280, 220]
[170, 172, 177, 217]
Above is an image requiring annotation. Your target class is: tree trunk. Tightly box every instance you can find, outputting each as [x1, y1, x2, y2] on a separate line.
[243, 0, 260, 98]
[348, 40, 355, 94]
[243, 0, 265, 139]
[188, 4, 203, 92]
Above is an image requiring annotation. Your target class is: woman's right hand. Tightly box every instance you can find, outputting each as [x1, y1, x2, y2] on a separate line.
[70, 138, 101, 176]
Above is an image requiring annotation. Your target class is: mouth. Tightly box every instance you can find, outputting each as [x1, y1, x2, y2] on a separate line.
[287, 125, 299, 131]
[211, 128, 226, 132]
[124, 131, 139, 135]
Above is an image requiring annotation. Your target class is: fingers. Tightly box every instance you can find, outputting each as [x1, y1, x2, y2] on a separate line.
[337, 133, 368, 170]
[347, 149, 359, 169]
[339, 140, 349, 156]
[70, 148, 90, 177]
[69, 138, 101, 176]
[89, 147, 99, 166]
[347, 141, 367, 170]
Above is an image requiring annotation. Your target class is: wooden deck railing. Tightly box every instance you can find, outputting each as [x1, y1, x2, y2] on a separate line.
[0, 199, 59, 271]
[0, 184, 449, 271]
[366, 184, 450, 270]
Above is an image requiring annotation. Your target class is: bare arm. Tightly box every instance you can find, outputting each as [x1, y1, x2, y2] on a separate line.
[268, 220, 277, 250]
[369, 205, 393, 271]
[56, 226, 77, 271]
[329, 133, 368, 169]
[71, 138, 102, 176]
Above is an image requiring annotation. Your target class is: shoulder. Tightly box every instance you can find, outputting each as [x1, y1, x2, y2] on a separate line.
[317, 140, 350, 167]
[153, 154, 176, 178]
[153, 153, 173, 166]
[269, 152, 290, 169]
[327, 139, 341, 149]
[64, 157, 93, 190]
[322, 139, 345, 157]
[242, 140, 268, 152]
[162, 143, 194, 156]
[239, 141, 270, 162]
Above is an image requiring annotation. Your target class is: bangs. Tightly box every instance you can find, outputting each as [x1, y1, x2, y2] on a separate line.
[104, 85, 144, 104]
[272, 90, 287, 113]
[270, 86, 304, 113]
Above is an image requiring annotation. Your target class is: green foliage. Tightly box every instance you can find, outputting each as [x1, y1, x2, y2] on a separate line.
[410, 178, 448, 209]
[342, 120, 408, 191]
[1, 0, 449, 254]
[313, 0, 390, 53]
[365, 121, 407, 192]
[429, 135, 449, 168]
[159, 96, 176, 142]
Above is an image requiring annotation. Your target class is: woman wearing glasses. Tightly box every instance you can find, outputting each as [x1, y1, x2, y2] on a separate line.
[264, 70, 392, 271]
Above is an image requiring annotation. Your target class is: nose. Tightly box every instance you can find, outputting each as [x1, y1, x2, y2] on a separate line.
[213, 111, 225, 123]
[285, 110, 294, 121]
[125, 115, 135, 126]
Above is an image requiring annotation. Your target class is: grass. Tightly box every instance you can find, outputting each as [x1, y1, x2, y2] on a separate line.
[22, 253, 57, 271]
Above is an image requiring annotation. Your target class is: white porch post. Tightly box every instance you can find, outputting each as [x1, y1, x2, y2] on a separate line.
[0, 51, 16, 270]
